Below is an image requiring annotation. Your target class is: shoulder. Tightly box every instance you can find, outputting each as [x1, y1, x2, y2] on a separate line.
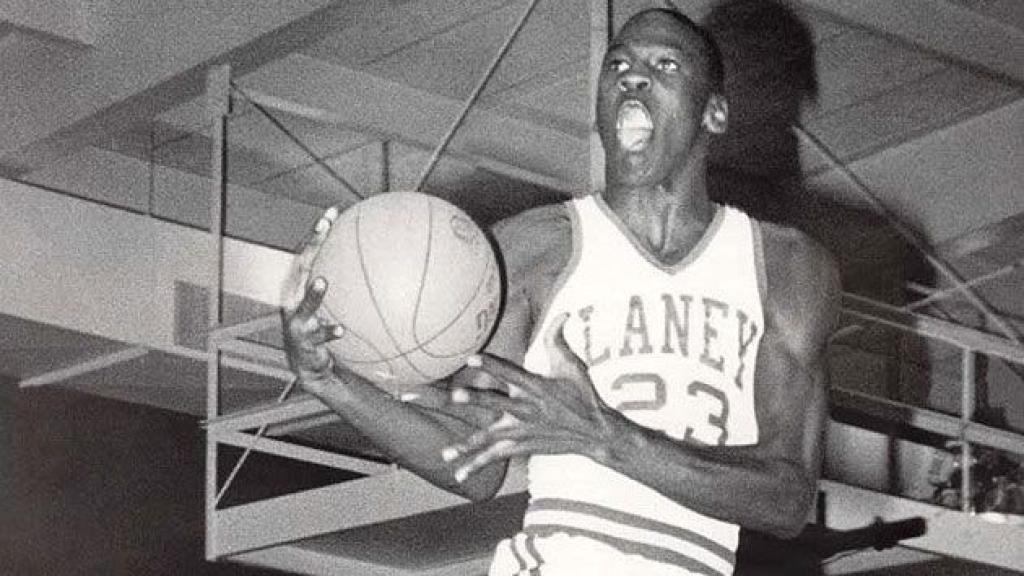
[483, 203, 573, 361]
[756, 219, 841, 356]
[491, 202, 573, 288]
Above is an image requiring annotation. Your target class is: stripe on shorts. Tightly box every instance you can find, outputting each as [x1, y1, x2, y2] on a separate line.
[527, 498, 736, 566]
[524, 524, 728, 576]
[508, 535, 529, 574]
[513, 533, 543, 576]
[524, 534, 545, 569]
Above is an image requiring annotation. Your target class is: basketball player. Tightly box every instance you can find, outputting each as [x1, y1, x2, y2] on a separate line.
[282, 8, 840, 576]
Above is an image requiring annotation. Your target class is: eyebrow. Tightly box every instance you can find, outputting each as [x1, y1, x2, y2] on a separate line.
[606, 42, 693, 59]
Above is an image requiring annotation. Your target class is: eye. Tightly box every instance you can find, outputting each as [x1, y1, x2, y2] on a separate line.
[656, 58, 680, 73]
[607, 58, 630, 73]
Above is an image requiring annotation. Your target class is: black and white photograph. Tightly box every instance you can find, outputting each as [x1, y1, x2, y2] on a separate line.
[1, 1, 1022, 574]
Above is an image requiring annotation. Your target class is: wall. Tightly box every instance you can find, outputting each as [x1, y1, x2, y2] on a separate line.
[0, 378, 288, 575]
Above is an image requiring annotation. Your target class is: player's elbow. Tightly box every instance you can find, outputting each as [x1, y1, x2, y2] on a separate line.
[762, 465, 816, 539]
[461, 483, 501, 503]
[767, 509, 807, 540]
[443, 463, 505, 503]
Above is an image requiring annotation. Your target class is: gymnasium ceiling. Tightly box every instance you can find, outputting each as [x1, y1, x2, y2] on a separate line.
[2, 0, 1023, 405]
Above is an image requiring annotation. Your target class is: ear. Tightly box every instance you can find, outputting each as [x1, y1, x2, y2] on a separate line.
[702, 94, 728, 134]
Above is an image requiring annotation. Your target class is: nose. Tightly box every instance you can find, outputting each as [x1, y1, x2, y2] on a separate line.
[618, 72, 650, 92]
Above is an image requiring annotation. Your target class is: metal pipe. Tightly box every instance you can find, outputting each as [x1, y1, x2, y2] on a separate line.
[232, 86, 575, 193]
[232, 82, 364, 203]
[905, 256, 1024, 312]
[413, 0, 544, 192]
[215, 376, 301, 506]
[205, 63, 231, 561]
[961, 349, 976, 513]
[842, 292, 1024, 365]
[793, 125, 1023, 347]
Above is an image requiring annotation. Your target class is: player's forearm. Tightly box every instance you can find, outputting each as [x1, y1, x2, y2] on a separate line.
[597, 412, 814, 537]
[307, 371, 505, 502]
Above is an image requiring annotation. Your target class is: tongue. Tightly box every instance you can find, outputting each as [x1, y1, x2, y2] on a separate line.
[619, 128, 650, 150]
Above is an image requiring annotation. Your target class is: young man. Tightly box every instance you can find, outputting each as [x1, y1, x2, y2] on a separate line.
[282, 8, 840, 576]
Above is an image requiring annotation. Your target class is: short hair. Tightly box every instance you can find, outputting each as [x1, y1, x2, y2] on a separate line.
[622, 8, 725, 92]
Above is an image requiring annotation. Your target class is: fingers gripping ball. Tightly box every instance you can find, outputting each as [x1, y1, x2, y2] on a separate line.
[310, 192, 502, 393]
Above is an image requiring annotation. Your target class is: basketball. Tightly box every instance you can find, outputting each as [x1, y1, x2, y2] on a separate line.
[309, 192, 502, 393]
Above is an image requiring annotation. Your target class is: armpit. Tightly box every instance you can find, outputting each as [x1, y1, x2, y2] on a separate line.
[492, 203, 573, 289]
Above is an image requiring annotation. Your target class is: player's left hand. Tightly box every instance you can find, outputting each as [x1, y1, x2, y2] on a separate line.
[281, 206, 345, 396]
[441, 313, 620, 483]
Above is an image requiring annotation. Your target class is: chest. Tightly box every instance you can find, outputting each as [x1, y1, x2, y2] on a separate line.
[557, 286, 762, 445]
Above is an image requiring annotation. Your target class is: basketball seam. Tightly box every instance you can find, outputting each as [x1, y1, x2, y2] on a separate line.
[356, 200, 433, 382]
[405, 198, 437, 375]
[410, 202, 495, 358]
[402, 198, 464, 378]
[308, 214, 393, 372]
[321, 302, 394, 371]
[416, 256, 495, 359]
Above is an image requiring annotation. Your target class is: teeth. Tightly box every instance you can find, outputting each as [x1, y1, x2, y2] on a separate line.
[617, 101, 652, 150]
[617, 101, 653, 131]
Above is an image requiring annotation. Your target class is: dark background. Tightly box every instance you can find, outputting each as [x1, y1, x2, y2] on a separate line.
[0, 378, 284, 576]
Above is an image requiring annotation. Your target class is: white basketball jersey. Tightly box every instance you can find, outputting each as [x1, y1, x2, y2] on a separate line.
[519, 195, 767, 576]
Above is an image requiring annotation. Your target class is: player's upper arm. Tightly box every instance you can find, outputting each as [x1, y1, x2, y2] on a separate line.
[755, 223, 841, 528]
[484, 203, 573, 364]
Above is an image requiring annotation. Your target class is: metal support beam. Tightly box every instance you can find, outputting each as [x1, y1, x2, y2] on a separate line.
[842, 293, 1024, 366]
[960, 349, 976, 513]
[216, 337, 288, 366]
[18, 347, 148, 388]
[796, 126, 1023, 347]
[830, 387, 1024, 456]
[904, 255, 1024, 312]
[413, 0, 543, 192]
[233, 82, 576, 194]
[205, 396, 334, 433]
[213, 464, 527, 558]
[213, 471, 470, 557]
[820, 480, 1024, 571]
[214, 430, 391, 475]
[209, 313, 281, 342]
[206, 63, 231, 561]
[232, 545, 421, 576]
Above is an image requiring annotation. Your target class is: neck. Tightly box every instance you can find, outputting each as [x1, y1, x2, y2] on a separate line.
[602, 150, 715, 263]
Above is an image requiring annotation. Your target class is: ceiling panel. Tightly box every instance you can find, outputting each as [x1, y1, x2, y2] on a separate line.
[303, 0, 517, 68]
[358, 0, 588, 103]
[808, 30, 948, 119]
[949, 0, 1024, 31]
[802, 66, 1019, 162]
[495, 61, 592, 126]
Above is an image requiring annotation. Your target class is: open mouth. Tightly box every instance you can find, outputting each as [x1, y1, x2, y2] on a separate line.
[616, 100, 653, 151]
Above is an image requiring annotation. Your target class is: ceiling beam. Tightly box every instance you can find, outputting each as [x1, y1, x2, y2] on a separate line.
[233, 57, 585, 191]
[0, 0, 97, 46]
[0, 0, 381, 169]
[936, 210, 1024, 260]
[792, 0, 1024, 86]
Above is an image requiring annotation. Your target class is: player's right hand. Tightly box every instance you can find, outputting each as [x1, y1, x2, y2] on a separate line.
[281, 206, 345, 395]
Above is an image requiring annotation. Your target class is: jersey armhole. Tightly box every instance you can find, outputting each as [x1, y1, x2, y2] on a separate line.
[525, 200, 584, 348]
[750, 218, 770, 311]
